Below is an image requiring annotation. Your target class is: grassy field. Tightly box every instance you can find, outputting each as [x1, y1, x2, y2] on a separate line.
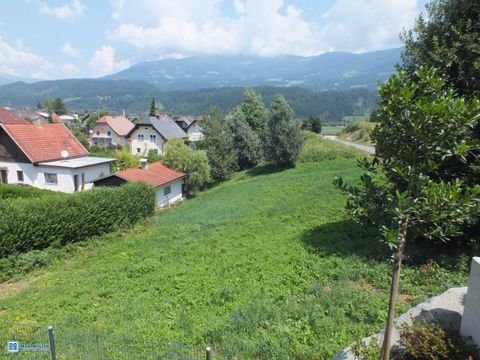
[338, 121, 377, 145]
[0, 158, 468, 358]
[321, 126, 344, 136]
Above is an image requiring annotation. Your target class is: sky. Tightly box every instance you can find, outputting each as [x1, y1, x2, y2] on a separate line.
[0, 0, 427, 80]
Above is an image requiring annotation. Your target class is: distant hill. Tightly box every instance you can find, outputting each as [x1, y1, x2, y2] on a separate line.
[0, 73, 37, 86]
[105, 48, 401, 91]
[0, 79, 378, 122]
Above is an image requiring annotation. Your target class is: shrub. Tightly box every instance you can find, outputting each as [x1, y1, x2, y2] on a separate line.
[0, 183, 155, 257]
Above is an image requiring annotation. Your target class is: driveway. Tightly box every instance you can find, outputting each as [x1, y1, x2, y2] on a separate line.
[323, 135, 375, 155]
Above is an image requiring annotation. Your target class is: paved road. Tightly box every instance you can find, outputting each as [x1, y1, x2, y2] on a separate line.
[323, 135, 376, 155]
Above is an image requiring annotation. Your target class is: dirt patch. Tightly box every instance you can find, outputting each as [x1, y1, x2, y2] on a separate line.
[0, 277, 40, 299]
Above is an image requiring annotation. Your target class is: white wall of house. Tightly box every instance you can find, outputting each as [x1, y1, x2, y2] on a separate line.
[90, 124, 129, 148]
[154, 179, 184, 207]
[0, 161, 111, 193]
[187, 123, 204, 141]
[130, 127, 165, 156]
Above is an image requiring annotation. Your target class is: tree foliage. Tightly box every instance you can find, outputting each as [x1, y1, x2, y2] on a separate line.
[229, 108, 261, 170]
[162, 139, 211, 195]
[401, 0, 480, 97]
[149, 97, 157, 116]
[239, 88, 268, 135]
[301, 116, 322, 134]
[113, 149, 140, 171]
[43, 97, 67, 115]
[202, 107, 237, 181]
[263, 95, 305, 167]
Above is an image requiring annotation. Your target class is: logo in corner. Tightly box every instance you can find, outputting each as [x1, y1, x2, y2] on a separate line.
[7, 341, 19, 353]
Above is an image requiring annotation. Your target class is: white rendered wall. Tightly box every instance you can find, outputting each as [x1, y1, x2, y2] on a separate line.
[460, 257, 480, 346]
[130, 127, 165, 156]
[0, 161, 112, 193]
[155, 179, 184, 207]
[188, 124, 204, 141]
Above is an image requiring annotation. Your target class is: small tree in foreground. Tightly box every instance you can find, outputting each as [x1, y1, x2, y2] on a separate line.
[263, 95, 304, 167]
[335, 68, 480, 360]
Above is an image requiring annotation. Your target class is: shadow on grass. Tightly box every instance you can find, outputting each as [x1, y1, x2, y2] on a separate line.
[302, 219, 476, 271]
[301, 219, 388, 261]
[245, 163, 290, 178]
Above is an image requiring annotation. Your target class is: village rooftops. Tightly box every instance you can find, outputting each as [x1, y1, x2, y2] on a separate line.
[130, 115, 187, 140]
[96, 115, 135, 136]
[39, 156, 115, 169]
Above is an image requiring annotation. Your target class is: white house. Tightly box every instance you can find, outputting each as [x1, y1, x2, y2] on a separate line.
[174, 116, 204, 142]
[93, 161, 186, 208]
[0, 123, 114, 193]
[127, 114, 187, 156]
[90, 115, 135, 148]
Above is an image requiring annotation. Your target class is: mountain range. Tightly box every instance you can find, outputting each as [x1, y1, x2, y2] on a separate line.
[0, 47, 401, 120]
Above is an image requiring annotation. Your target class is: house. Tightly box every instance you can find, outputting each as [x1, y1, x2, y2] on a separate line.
[0, 123, 115, 193]
[127, 114, 187, 156]
[90, 115, 135, 148]
[174, 115, 204, 141]
[94, 161, 186, 207]
[0, 108, 28, 124]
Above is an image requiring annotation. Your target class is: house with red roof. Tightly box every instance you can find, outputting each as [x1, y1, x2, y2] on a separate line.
[90, 115, 135, 148]
[94, 161, 186, 207]
[0, 123, 115, 193]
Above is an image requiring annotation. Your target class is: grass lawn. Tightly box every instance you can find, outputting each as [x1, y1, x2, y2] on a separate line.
[0, 159, 468, 359]
[321, 126, 344, 136]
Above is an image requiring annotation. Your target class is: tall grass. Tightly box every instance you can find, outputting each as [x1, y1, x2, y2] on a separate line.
[299, 131, 364, 163]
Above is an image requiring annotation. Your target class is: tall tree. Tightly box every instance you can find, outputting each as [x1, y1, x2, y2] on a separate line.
[202, 107, 237, 182]
[44, 97, 67, 115]
[401, 0, 480, 97]
[263, 95, 304, 167]
[149, 97, 157, 116]
[229, 108, 261, 170]
[240, 88, 268, 135]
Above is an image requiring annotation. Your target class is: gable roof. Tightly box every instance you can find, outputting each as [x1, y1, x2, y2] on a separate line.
[1, 123, 89, 163]
[96, 115, 134, 136]
[115, 162, 186, 188]
[0, 108, 28, 124]
[132, 116, 187, 140]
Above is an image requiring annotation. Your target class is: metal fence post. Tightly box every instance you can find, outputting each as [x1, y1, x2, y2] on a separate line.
[205, 346, 212, 360]
[48, 326, 57, 360]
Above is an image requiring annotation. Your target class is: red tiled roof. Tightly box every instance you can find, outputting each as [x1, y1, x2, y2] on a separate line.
[1, 123, 89, 163]
[116, 162, 186, 188]
[0, 109, 28, 124]
[97, 115, 134, 136]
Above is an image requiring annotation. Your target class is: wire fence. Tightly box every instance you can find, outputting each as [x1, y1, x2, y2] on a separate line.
[0, 320, 211, 359]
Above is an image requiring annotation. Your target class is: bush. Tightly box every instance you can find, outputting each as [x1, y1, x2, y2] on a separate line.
[0, 184, 57, 200]
[0, 183, 155, 257]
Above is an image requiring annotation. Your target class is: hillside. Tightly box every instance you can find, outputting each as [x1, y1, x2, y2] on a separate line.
[105, 48, 401, 91]
[0, 156, 466, 358]
[0, 81, 378, 122]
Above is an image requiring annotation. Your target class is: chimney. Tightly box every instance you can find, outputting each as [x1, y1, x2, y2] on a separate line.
[140, 158, 148, 171]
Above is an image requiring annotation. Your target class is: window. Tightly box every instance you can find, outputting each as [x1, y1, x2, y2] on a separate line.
[44, 173, 57, 184]
[96, 130, 100, 136]
[107, 130, 111, 136]
[150, 134, 157, 141]
[163, 186, 171, 195]
[136, 148, 141, 154]
[137, 134, 144, 141]
[17, 171, 24, 182]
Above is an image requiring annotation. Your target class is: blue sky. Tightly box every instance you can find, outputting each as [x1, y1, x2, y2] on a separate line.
[0, 0, 427, 79]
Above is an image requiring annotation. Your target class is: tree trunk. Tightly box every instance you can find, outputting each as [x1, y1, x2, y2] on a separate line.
[380, 219, 408, 360]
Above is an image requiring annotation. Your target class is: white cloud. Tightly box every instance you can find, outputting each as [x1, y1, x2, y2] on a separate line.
[320, 0, 419, 52]
[61, 43, 80, 58]
[0, 36, 52, 77]
[109, 0, 322, 57]
[39, 0, 86, 21]
[89, 45, 131, 76]
[108, 0, 421, 58]
[62, 63, 79, 77]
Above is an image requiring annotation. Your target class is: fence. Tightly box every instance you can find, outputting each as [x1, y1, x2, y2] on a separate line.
[0, 321, 212, 359]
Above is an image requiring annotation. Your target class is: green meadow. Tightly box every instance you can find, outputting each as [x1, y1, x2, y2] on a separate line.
[0, 142, 468, 358]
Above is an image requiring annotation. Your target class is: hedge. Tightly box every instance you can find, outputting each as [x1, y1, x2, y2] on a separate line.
[0, 183, 58, 200]
[0, 183, 155, 257]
